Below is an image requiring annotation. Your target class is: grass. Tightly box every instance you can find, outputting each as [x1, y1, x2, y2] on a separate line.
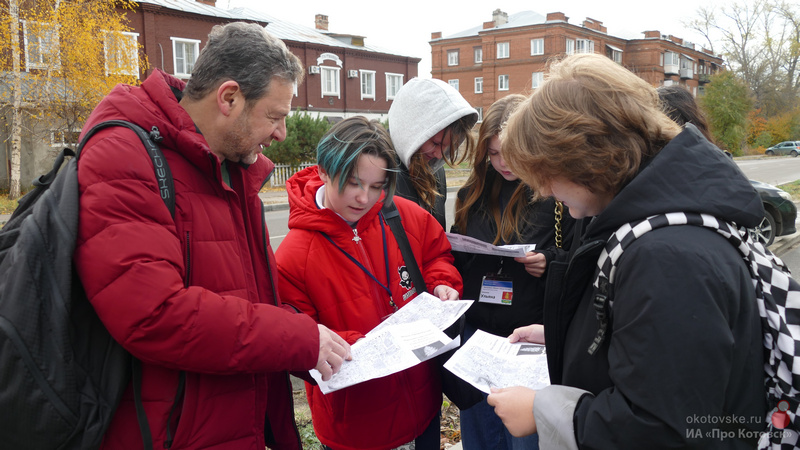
[779, 180, 800, 199]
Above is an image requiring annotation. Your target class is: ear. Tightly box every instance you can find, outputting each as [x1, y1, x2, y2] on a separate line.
[318, 169, 330, 184]
[216, 80, 241, 117]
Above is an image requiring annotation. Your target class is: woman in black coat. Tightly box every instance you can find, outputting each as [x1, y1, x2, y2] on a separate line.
[451, 94, 574, 450]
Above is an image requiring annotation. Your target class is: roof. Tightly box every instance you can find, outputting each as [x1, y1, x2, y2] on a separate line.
[136, 0, 258, 21]
[229, 7, 416, 58]
[441, 11, 548, 40]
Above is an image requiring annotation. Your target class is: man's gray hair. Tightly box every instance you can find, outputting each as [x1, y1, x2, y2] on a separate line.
[184, 22, 304, 104]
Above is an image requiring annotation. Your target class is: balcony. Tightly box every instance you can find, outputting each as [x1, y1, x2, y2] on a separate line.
[664, 63, 680, 76]
[680, 68, 694, 79]
[698, 73, 710, 84]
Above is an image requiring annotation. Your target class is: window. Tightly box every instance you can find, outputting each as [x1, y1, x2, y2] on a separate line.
[474, 46, 483, 64]
[23, 21, 60, 70]
[476, 107, 484, 123]
[49, 129, 80, 147]
[566, 39, 575, 55]
[498, 74, 509, 91]
[386, 73, 404, 100]
[105, 31, 139, 77]
[171, 38, 200, 78]
[531, 72, 544, 88]
[448, 50, 459, 66]
[321, 66, 340, 97]
[448, 79, 459, 91]
[575, 39, 594, 54]
[663, 51, 680, 75]
[497, 42, 509, 59]
[606, 44, 622, 64]
[360, 70, 375, 100]
[531, 38, 544, 56]
[474, 77, 483, 94]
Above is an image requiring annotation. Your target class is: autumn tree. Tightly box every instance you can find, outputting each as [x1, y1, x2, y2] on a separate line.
[687, 0, 800, 118]
[700, 71, 753, 154]
[0, 0, 146, 198]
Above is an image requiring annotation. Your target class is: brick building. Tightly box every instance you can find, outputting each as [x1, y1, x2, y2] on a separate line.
[430, 9, 724, 122]
[1, 0, 419, 187]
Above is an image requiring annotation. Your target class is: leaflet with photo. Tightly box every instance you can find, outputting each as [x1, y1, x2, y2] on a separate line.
[444, 329, 550, 394]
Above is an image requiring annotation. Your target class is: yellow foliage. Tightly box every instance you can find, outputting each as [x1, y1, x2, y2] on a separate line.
[0, 0, 148, 132]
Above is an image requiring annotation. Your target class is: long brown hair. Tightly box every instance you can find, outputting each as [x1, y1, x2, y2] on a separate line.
[407, 115, 476, 213]
[454, 94, 530, 244]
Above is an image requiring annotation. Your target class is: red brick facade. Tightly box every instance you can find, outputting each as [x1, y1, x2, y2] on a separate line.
[430, 10, 724, 120]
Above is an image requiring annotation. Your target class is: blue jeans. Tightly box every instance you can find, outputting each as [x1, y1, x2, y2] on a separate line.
[460, 394, 539, 450]
[460, 322, 539, 450]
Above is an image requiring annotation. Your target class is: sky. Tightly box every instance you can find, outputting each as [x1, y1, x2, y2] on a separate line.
[222, 0, 723, 78]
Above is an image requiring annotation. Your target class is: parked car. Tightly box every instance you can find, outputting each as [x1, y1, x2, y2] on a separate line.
[765, 141, 800, 157]
[749, 180, 797, 246]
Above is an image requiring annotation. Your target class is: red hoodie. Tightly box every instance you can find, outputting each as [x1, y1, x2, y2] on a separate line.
[74, 70, 319, 449]
[276, 166, 463, 450]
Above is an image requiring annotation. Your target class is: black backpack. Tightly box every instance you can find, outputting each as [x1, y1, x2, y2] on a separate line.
[590, 212, 800, 448]
[0, 120, 175, 449]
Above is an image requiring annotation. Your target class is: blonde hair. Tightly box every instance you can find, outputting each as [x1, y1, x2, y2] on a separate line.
[503, 53, 681, 197]
[454, 94, 530, 244]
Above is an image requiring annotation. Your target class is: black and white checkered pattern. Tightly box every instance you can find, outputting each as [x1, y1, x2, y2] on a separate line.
[593, 212, 800, 448]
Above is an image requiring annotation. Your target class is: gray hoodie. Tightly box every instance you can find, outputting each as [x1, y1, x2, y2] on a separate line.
[387, 78, 478, 228]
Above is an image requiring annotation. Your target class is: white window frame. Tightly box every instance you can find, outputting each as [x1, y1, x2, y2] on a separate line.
[531, 38, 544, 56]
[498, 74, 509, 91]
[575, 39, 594, 54]
[664, 51, 680, 73]
[386, 73, 404, 100]
[23, 21, 60, 71]
[104, 31, 139, 77]
[360, 70, 375, 100]
[321, 66, 341, 98]
[474, 46, 483, 64]
[448, 79, 459, 91]
[497, 42, 510, 59]
[476, 107, 484, 123]
[448, 50, 459, 66]
[49, 129, 80, 147]
[171, 37, 200, 78]
[566, 38, 575, 55]
[531, 72, 544, 89]
[474, 77, 483, 94]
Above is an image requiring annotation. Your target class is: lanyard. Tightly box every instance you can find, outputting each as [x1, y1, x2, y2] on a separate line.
[320, 214, 397, 311]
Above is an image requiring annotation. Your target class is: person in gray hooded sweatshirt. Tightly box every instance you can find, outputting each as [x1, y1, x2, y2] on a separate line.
[388, 78, 478, 229]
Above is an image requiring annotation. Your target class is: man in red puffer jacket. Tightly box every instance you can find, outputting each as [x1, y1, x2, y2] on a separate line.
[73, 22, 350, 450]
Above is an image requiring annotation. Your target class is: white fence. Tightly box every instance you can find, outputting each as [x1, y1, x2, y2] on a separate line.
[269, 162, 315, 187]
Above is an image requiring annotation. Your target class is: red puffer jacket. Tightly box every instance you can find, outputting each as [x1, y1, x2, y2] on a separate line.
[73, 70, 319, 450]
[276, 166, 463, 450]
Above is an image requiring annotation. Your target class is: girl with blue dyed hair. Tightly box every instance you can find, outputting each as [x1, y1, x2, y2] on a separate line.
[275, 116, 463, 450]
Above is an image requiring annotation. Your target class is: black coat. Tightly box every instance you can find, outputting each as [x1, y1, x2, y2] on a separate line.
[451, 171, 575, 336]
[544, 126, 767, 449]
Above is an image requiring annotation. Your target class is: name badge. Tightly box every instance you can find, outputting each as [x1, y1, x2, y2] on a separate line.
[478, 274, 513, 306]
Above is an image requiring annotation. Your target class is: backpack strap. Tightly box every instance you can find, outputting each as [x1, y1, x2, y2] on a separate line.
[76, 120, 175, 218]
[589, 211, 800, 445]
[588, 212, 747, 355]
[381, 201, 427, 294]
[75, 120, 179, 450]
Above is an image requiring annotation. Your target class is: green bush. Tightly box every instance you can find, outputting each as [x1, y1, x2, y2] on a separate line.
[263, 110, 331, 165]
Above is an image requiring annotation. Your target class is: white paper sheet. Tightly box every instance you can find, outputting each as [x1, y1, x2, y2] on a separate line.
[446, 232, 536, 257]
[310, 293, 473, 394]
[444, 329, 550, 394]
